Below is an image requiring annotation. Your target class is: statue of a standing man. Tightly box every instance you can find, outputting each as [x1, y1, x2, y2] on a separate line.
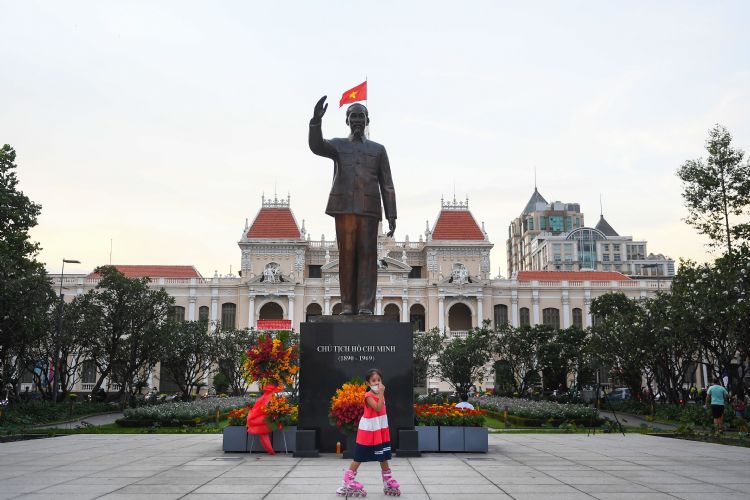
[309, 96, 397, 315]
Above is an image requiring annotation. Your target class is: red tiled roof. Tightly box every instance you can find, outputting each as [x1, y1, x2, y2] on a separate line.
[247, 208, 301, 239]
[516, 271, 632, 281]
[431, 210, 485, 240]
[87, 265, 202, 279]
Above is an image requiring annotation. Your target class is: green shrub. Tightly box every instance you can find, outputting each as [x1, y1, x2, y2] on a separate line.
[0, 401, 116, 428]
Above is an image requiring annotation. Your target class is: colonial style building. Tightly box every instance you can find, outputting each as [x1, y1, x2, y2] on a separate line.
[53, 194, 670, 394]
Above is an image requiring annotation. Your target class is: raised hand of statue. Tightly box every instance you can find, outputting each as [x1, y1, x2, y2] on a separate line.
[312, 95, 328, 122]
[387, 218, 396, 238]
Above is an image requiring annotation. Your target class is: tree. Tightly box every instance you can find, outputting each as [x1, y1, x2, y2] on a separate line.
[677, 124, 750, 256]
[643, 293, 700, 404]
[0, 144, 56, 401]
[214, 326, 258, 396]
[671, 254, 748, 394]
[412, 328, 443, 390]
[493, 324, 547, 395]
[589, 292, 652, 397]
[162, 320, 217, 400]
[71, 266, 173, 400]
[436, 323, 492, 395]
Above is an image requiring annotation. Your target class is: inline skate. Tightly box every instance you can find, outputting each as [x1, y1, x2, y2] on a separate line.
[336, 469, 366, 497]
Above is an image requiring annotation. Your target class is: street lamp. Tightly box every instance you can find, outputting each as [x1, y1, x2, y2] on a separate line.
[52, 258, 80, 403]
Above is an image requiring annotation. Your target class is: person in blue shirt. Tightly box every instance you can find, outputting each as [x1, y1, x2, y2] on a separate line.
[705, 378, 729, 435]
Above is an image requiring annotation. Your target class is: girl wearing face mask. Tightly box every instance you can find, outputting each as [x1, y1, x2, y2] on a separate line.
[336, 368, 401, 497]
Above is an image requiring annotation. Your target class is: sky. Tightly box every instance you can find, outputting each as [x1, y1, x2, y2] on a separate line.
[2, 1, 749, 277]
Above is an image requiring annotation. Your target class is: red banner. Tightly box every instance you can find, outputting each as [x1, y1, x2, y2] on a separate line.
[257, 319, 292, 331]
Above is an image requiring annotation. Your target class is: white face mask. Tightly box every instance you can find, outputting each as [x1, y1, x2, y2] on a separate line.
[370, 385, 379, 393]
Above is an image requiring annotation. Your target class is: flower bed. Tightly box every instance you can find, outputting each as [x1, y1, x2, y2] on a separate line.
[414, 404, 487, 427]
[469, 396, 598, 424]
[119, 397, 256, 426]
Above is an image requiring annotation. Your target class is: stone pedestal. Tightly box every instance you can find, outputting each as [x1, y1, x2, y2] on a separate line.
[298, 318, 414, 453]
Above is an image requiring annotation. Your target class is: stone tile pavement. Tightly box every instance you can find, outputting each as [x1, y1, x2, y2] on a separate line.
[1, 433, 749, 499]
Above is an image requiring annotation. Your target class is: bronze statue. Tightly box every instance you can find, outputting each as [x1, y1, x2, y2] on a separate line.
[309, 96, 397, 315]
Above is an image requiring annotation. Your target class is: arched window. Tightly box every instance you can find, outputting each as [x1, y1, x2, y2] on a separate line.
[169, 306, 185, 323]
[448, 303, 472, 331]
[258, 302, 284, 320]
[493, 304, 508, 327]
[221, 303, 237, 329]
[542, 308, 560, 329]
[331, 303, 342, 315]
[572, 308, 583, 329]
[410, 304, 426, 332]
[567, 227, 606, 270]
[198, 306, 209, 323]
[519, 307, 530, 327]
[306, 303, 322, 322]
[383, 303, 400, 321]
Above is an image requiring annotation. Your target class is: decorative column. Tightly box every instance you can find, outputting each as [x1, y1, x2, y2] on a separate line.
[188, 291, 197, 322]
[287, 294, 295, 326]
[438, 295, 445, 332]
[532, 289, 540, 326]
[511, 289, 519, 327]
[584, 288, 592, 327]
[324, 295, 331, 315]
[476, 295, 483, 327]
[401, 292, 409, 322]
[376, 289, 383, 315]
[562, 283, 570, 329]
[210, 285, 219, 333]
[248, 295, 256, 329]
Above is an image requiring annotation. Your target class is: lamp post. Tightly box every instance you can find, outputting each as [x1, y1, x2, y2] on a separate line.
[52, 258, 80, 403]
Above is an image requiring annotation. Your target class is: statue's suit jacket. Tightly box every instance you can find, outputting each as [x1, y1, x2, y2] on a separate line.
[309, 121, 397, 221]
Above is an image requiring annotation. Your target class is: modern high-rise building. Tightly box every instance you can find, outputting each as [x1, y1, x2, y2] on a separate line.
[506, 188, 584, 275]
[506, 188, 674, 278]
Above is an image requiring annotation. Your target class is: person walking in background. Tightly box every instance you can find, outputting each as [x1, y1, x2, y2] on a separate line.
[705, 378, 729, 435]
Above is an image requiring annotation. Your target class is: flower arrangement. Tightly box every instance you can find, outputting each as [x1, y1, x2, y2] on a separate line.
[414, 403, 487, 427]
[263, 394, 298, 430]
[328, 379, 367, 434]
[243, 334, 299, 388]
[228, 406, 250, 426]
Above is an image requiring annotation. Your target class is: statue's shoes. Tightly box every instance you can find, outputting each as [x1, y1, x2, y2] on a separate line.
[357, 308, 373, 315]
[341, 305, 355, 315]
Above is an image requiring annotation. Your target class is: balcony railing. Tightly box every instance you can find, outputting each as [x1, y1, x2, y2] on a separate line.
[449, 330, 468, 338]
[81, 383, 96, 391]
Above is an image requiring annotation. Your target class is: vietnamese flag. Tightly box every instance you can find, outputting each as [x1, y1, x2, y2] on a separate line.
[339, 81, 367, 107]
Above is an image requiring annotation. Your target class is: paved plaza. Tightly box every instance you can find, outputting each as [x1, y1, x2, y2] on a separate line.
[1, 433, 749, 500]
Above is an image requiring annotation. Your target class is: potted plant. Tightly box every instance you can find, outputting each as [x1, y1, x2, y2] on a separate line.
[223, 406, 251, 452]
[413, 403, 488, 452]
[413, 403, 440, 452]
[461, 408, 488, 453]
[329, 379, 366, 459]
